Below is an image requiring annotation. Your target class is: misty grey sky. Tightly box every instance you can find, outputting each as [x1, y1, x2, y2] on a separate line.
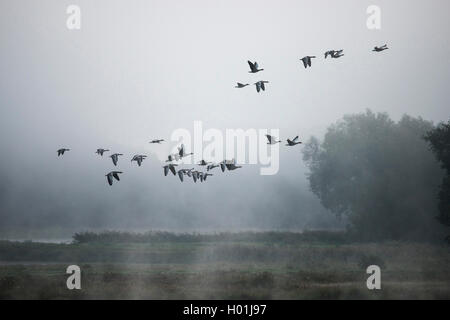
[0, 0, 449, 236]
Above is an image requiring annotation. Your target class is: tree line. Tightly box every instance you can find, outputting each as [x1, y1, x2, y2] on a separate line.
[302, 110, 449, 241]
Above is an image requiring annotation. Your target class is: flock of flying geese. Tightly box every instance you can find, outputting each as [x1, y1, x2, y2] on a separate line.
[56, 134, 299, 186]
[235, 45, 388, 92]
[57, 44, 388, 186]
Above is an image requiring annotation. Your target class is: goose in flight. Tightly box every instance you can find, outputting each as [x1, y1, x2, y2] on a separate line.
[255, 80, 269, 93]
[177, 168, 194, 182]
[248, 60, 264, 73]
[207, 164, 219, 171]
[191, 170, 200, 183]
[226, 163, 242, 171]
[221, 159, 242, 171]
[300, 56, 316, 68]
[106, 171, 122, 186]
[235, 82, 250, 88]
[325, 50, 344, 59]
[131, 155, 147, 167]
[203, 173, 213, 181]
[178, 144, 193, 158]
[373, 44, 388, 52]
[110, 153, 123, 166]
[95, 148, 109, 156]
[163, 164, 178, 176]
[286, 136, 302, 146]
[198, 159, 211, 166]
[149, 139, 164, 144]
[266, 134, 281, 145]
[57, 148, 70, 156]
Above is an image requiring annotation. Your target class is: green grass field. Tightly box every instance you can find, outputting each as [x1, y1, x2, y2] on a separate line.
[0, 232, 449, 299]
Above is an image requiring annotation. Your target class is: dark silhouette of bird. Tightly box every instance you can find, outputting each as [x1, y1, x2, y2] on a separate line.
[235, 82, 249, 88]
[178, 144, 193, 159]
[286, 136, 302, 146]
[207, 164, 219, 171]
[57, 148, 70, 156]
[300, 56, 316, 68]
[177, 168, 194, 182]
[325, 50, 344, 59]
[110, 153, 123, 166]
[203, 173, 213, 181]
[95, 148, 109, 156]
[373, 44, 388, 52]
[198, 160, 211, 166]
[131, 155, 147, 167]
[248, 60, 264, 73]
[106, 171, 122, 186]
[266, 134, 281, 145]
[255, 80, 269, 93]
[149, 139, 164, 144]
[163, 164, 178, 176]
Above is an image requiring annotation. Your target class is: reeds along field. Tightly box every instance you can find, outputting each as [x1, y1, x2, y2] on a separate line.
[0, 231, 449, 299]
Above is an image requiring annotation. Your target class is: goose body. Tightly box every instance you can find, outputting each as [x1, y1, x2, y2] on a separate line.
[131, 154, 147, 167]
[198, 159, 210, 166]
[300, 56, 316, 68]
[266, 134, 281, 145]
[255, 80, 269, 93]
[221, 159, 242, 171]
[163, 164, 178, 176]
[203, 173, 213, 181]
[286, 136, 302, 146]
[248, 60, 264, 73]
[149, 139, 164, 144]
[95, 148, 109, 156]
[235, 82, 249, 88]
[325, 50, 344, 59]
[191, 170, 200, 183]
[110, 153, 123, 166]
[373, 44, 388, 52]
[178, 144, 193, 158]
[177, 168, 194, 182]
[57, 148, 70, 156]
[106, 171, 123, 186]
[207, 164, 219, 171]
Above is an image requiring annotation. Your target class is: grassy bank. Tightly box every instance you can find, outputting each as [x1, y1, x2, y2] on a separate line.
[0, 231, 449, 299]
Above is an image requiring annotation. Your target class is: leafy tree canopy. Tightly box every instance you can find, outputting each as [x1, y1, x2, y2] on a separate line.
[303, 110, 444, 240]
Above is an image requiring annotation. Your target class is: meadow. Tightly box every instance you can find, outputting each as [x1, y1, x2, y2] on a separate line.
[0, 231, 449, 299]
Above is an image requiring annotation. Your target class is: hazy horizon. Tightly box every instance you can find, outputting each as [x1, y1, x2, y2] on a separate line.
[1, 0, 449, 239]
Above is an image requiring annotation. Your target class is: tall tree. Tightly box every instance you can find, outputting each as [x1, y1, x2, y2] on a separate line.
[424, 120, 450, 230]
[302, 110, 444, 240]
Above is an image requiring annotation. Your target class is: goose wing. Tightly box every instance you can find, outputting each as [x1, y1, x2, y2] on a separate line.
[265, 134, 273, 144]
[169, 165, 177, 175]
[164, 166, 169, 176]
[248, 60, 256, 72]
[113, 172, 120, 181]
[112, 156, 117, 166]
[107, 174, 113, 186]
[178, 144, 185, 156]
[255, 82, 261, 92]
[301, 58, 307, 68]
[261, 82, 265, 91]
[178, 170, 184, 182]
[293, 136, 299, 142]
